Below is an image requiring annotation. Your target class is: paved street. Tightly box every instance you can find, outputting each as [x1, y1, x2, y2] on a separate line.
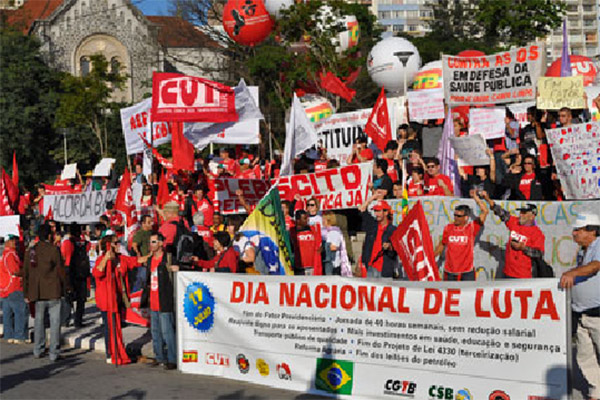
[0, 342, 326, 400]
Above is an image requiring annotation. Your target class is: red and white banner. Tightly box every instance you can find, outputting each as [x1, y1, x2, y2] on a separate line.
[391, 201, 440, 281]
[43, 184, 81, 195]
[365, 87, 391, 152]
[120, 98, 172, 155]
[151, 72, 237, 123]
[212, 178, 271, 214]
[275, 163, 372, 211]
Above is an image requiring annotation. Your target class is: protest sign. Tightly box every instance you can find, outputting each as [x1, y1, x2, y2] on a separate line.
[407, 89, 445, 121]
[151, 72, 237, 123]
[384, 197, 600, 279]
[584, 86, 600, 121]
[43, 184, 80, 195]
[43, 189, 118, 223]
[450, 134, 490, 166]
[275, 163, 372, 211]
[61, 163, 77, 181]
[443, 44, 543, 106]
[468, 107, 506, 139]
[92, 158, 116, 177]
[537, 76, 585, 110]
[120, 98, 172, 155]
[211, 178, 271, 214]
[546, 122, 600, 199]
[313, 109, 371, 165]
[507, 101, 536, 127]
[0, 215, 19, 239]
[177, 273, 569, 399]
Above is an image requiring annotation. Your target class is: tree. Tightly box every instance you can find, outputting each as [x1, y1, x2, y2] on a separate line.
[54, 54, 128, 171]
[0, 28, 62, 188]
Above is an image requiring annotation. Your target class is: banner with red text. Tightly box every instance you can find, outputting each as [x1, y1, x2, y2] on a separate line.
[314, 109, 371, 165]
[443, 43, 544, 106]
[151, 72, 237, 123]
[212, 178, 271, 214]
[177, 273, 569, 399]
[120, 98, 172, 155]
[275, 163, 372, 211]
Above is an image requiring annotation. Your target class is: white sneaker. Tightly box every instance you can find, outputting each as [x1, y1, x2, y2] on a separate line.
[106, 358, 112, 364]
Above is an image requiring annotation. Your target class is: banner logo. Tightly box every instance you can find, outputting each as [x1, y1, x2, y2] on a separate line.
[206, 353, 230, 367]
[256, 358, 270, 376]
[182, 350, 198, 363]
[383, 380, 417, 397]
[315, 358, 354, 395]
[456, 389, 473, 400]
[236, 354, 249, 374]
[489, 390, 510, 400]
[428, 385, 454, 400]
[276, 363, 291, 380]
[183, 282, 215, 332]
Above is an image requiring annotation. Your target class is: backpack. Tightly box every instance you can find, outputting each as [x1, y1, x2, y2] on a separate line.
[532, 258, 555, 278]
[70, 240, 91, 280]
[170, 220, 196, 267]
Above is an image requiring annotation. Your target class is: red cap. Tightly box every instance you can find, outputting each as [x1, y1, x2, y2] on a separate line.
[372, 200, 391, 211]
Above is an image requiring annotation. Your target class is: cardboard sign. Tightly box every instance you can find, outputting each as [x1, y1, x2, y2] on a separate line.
[507, 101, 536, 127]
[275, 163, 372, 211]
[450, 134, 490, 166]
[120, 98, 172, 155]
[212, 178, 271, 214]
[546, 122, 600, 199]
[151, 72, 237, 123]
[537, 76, 585, 110]
[468, 107, 506, 139]
[61, 163, 77, 181]
[92, 158, 116, 177]
[443, 44, 544, 106]
[407, 89, 445, 121]
[0, 215, 19, 239]
[313, 109, 371, 165]
[43, 189, 118, 223]
[585, 86, 600, 121]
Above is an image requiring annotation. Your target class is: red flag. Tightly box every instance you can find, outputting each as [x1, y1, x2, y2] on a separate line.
[156, 172, 170, 208]
[170, 121, 195, 171]
[1, 169, 18, 209]
[390, 201, 440, 281]
[365, 87, 392, 152]
[137, 132, 173, 171]
[0, 173, 14, 216]
[318, 71, 356, 102]
[45, 205, 54, 221]
[12, 152, 18, 187]
[114, 169, 138, 238]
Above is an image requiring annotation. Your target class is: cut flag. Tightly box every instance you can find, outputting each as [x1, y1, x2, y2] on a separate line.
[114, 168, 138, 240]
[170, 121, 195, 171]
[437, 108, 461, 196]
[2, 169, 18, 210]
[156, 172, 170, 209]
[12, 152, 18, 187]
[238, 186, 294, 275]
[365, 87, 392, 152]
[561, 19, 572, 77]
[0, 172, 14, 216]
[280, 94, 319, 176]
[390, 200, 440, 281]
[319, 71, 356, 103]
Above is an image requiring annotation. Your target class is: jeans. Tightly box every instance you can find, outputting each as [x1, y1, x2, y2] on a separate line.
[444, 270, 476, 281]
[34, 299, 62, 360]
[72, 279, 87, 327]
[2, 291, 28, 340]
[150, 311, 176, 364]
[100, 311, 110, 358]
[367, 266, 382, 278]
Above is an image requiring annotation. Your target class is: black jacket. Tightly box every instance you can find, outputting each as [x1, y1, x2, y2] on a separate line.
[360, 211, 398, 278]
[140, 253, 174, 313]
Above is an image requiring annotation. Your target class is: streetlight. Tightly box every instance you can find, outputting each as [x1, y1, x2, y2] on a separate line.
[393, 50, 414, 96]
[59, 128, 68, 165]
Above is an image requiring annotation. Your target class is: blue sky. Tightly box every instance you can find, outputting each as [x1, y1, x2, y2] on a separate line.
[132, 0, 170, 16]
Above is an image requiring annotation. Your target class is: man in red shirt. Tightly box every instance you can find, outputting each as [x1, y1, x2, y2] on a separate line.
[158, 201, 184, 248]
[382, 140, 400, 182]
[424, 157, 453, 196]
[1, 234, 28, 343]
[483, 194, 545, 278]
[407, 167, 425, 197]
[434, 192, 488, 281]
[291, 210, 322, 275]
[236, 158, 257, 179]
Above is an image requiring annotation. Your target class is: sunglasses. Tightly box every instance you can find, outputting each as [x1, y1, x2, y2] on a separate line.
[454, 213, 466, 218]
[523, 162, 534, 165]
[307, 203, 317, 207]
[150, 240, 159, 244]
[426, 165, 436, 169]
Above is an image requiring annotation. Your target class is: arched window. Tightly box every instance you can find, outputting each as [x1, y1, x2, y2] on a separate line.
[80, 56, 90, 76]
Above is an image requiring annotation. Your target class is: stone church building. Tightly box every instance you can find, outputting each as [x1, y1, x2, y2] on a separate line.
[5, 0, 228, 102]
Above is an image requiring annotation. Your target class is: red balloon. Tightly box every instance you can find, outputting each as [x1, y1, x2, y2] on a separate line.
[545, 55, 598, 86]
[457, 49, 486, 57]
[223, 0, 273, 46]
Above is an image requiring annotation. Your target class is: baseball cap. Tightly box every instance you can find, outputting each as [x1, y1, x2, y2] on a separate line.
[240, 158, 251, 165]
[373, 200, 391, 211]
[163, 201, 179, 212]
[573, 213, 600, 229]
[517, 204, 537, 215]
[100, 229, 115, 239]
[5, 234, 19, 241]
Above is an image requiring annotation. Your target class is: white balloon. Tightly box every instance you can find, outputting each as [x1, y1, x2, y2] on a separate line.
[315, 6, 360, 54]
[367, 37, 421, 94]
[263, 0, 293, 19]
[299, 95, 336, 123]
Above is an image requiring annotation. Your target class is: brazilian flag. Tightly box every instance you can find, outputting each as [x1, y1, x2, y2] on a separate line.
[315, 358, 354, 395]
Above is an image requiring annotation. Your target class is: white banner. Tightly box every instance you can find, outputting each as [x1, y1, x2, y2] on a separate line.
[468, 108, 506, 140]
[407, 89, 445, 121]
[43, 189, 118, 224]
[61, 163, 77, 180]
[120, 98, 172, 155]
[507, 101, 536, 128]
[314, 109, 371, 165]
[177, 273, 569, 399]
[384, 197, 600, 279]
[212, 178, 271, 214]
[275, 163, 372, 211]
[450, 134, 489, 166]
[546, 122, 600, 199]
[0, 215, 19, 239]
[443, 44, 544, 106]
[92, 158, 115, 177]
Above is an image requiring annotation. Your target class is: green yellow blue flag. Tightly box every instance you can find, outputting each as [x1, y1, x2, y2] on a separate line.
[238, 186, 294, 275]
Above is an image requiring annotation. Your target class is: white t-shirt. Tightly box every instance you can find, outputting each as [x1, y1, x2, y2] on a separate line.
[326, 229, 343, 269]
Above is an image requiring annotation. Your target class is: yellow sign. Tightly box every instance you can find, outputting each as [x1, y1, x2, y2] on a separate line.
[537, 76, 585, 110]
[256, 358, 270, 376]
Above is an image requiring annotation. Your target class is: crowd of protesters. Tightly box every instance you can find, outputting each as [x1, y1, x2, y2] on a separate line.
[1, 104, 599, 396]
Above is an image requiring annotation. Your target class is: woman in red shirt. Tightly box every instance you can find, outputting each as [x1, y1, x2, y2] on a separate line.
[196, 231, 238, 273]
[407, 167, 425, 197]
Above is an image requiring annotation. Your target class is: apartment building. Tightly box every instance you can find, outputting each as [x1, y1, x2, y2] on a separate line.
[372, 0, 434, 36]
